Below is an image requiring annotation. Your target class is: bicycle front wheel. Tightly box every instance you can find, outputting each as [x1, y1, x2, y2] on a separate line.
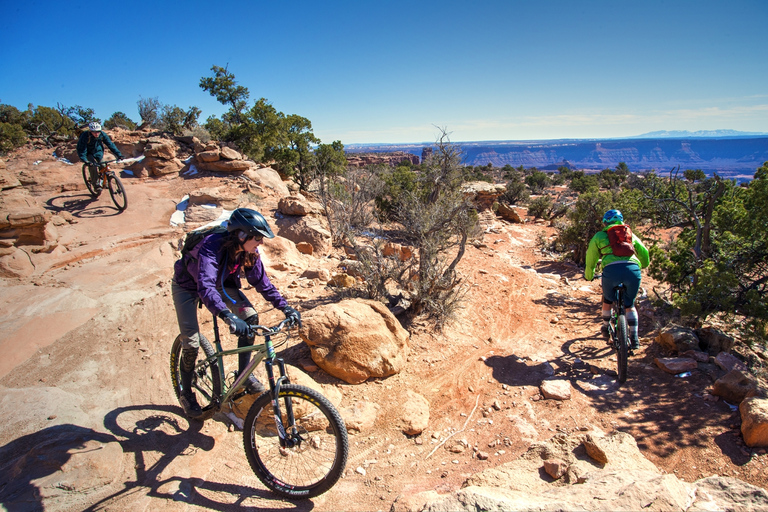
[170, 334, 221, 420]
[243, 384, 348, 499]
[107, 173, 127, 211]
[616, 313, 629, 384]
[82, 164, 98, 196]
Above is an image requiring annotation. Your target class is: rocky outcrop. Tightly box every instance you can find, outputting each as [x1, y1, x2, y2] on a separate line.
[393, 430, 768, 512]
[299, 298, 410, 384]
[462, 181, 506, 210]
[345, 151, 419, 167]
[275, 202, 333, 257]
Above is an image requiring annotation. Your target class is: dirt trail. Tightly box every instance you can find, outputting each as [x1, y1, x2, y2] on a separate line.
[0, 156, 766, 511]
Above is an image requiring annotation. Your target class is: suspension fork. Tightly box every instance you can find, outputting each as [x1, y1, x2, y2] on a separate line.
[264, 335, 297, 447]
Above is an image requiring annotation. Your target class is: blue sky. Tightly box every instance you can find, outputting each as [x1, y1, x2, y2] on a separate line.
[1, 0, 766, 144]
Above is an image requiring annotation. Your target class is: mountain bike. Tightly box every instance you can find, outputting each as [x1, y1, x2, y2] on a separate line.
[169, 314, 349, 499]
[81, 159, 128, 211]
[595, 274, 630, 384]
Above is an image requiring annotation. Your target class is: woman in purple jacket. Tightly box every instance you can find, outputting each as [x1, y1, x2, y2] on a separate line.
[172, 208, 301, 418]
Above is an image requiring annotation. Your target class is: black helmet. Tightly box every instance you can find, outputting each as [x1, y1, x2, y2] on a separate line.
[227, 208, 275, 239]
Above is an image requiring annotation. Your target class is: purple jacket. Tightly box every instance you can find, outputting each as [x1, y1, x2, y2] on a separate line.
[173, 232, 287, 316]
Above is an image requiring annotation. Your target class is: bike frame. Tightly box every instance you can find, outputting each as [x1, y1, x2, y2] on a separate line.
[609, 284, 626, 337]
[199, 316, 297, 446]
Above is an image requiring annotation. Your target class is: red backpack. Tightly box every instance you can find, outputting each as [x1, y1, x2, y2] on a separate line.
[603, 224, 636, 257]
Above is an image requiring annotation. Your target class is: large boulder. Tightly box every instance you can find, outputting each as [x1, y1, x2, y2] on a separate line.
[299, 299, 410, 384]
[275, 214, 332, 257]
[655, 324, 701, 354]
[243, 167, 290, 197]
[695, 326, 735, 355]
[277, 194, 323, 216]
[259, 235, 308, 274]
[195, 159, 252, 172]
[462, 181, 506, 210]
[713, 369, 758, 404]
[188, 185, 243, 210]
[740, 396, 768, 448]
[496, 202, 523, 223]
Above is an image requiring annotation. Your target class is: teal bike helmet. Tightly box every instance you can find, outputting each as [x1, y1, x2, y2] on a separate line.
[602, 209, 623, 225]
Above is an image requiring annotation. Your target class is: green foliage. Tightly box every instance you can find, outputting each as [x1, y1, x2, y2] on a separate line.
[375, 162, 419, 218]
[199, 65, 250, 124]
[24, 104, 76, 143]
[463, 165, 493, 183]
[598, 165, 628, 190]
[551, 191, 613, 264]
[525, 169, 550, 193]
[104, 111, 137, 130]
[0, 104, 25, 125]
[640, 163, 768, 340]
[203, 115, 228, 141]
[63, 104, 98, 127]
[228, 98, 285, 163]
[569, 171, 600, 193]
[501, 168, 529, 205]
[276, 114, 320, 191]
[527, 195, 553, 219]
[159, 104, 201, 135]
[0, 121, 27, 154]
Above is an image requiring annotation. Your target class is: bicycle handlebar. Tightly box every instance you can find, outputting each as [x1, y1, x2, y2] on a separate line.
[247, 317, 296, 338]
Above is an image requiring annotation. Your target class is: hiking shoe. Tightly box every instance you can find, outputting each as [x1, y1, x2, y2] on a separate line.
[630, 337, 640, 351]
[600, 324, 610, 341]
[244, 375, 266, 395]
[180, 392, 202, 418]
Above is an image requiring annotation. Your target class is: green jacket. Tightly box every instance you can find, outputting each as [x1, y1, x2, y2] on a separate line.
[77, 131, 122, 163]
[584, 223, 650, 281]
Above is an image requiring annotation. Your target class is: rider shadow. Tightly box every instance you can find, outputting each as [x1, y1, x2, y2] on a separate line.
[484, 354, 555, 388]
[44, 194, 122, 218]
[85, 404, 315, 511]
[45, 192, 121, 219]
[0, 423, 119, 511]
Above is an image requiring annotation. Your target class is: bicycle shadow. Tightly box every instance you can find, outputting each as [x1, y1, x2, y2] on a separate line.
[84, 403, 315, 511]
[44, 194, 123, 218]
[0, 424, 119, 511]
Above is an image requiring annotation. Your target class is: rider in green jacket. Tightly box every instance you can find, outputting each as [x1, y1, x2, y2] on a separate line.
[77, 121, 123, 192]
[584, 209, 650, 350]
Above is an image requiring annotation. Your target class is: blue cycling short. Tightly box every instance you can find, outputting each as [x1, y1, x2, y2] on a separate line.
[601, 261, 642, 307]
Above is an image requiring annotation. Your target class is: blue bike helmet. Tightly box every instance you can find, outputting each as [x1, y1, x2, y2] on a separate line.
[602, 209, 623, 225]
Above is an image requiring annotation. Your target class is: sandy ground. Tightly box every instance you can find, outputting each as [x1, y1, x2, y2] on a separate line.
[0, 152, 766, 511]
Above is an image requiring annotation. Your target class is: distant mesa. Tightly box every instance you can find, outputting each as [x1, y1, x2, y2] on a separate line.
[346, 132, 768, 177]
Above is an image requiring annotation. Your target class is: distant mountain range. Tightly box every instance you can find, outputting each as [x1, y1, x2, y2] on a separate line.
[346, 132, 768, 180]
[631, 129, 767, 138]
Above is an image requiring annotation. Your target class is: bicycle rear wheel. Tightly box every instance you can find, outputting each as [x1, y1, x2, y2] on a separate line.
[107, 173, 127, 211]
[82, 164, 99, 196]
[243, 384, 348, 499]
[170, 334, 221, 420]
[615, 313, 629, 383]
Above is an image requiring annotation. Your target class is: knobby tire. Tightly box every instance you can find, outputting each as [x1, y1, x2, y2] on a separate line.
[107, 173, 127, 211]
[81, 164, 99, 196]
[170, 334, 221, 420]
[616, 313, 629, 384]
[243, 384, 349, 499]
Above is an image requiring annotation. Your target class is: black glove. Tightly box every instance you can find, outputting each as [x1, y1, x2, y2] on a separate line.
[282, 305, 302, 328]
[220, 311, 250, 336]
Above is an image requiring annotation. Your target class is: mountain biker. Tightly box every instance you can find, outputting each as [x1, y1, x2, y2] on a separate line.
[584, 209, 650, 351]
[171, 208, 302, 418]
[76, 122, 124, 192]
